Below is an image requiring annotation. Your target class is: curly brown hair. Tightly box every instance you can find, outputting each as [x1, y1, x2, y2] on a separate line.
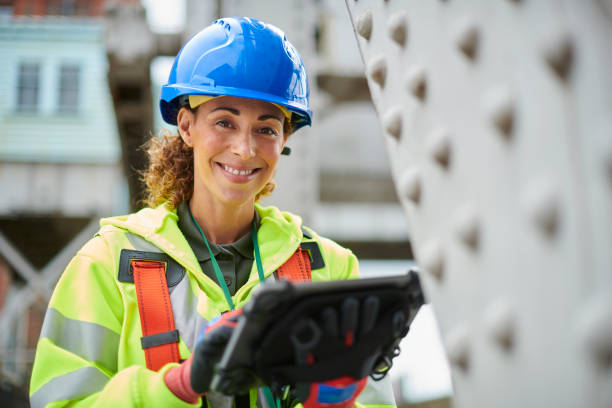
[142, 113, 295, 210]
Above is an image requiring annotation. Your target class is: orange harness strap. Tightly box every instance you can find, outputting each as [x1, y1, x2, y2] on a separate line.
[132, 260, 181, 371]
[276, 247, 312, 282]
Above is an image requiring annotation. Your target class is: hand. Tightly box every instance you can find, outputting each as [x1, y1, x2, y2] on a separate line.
[293, 296, 380, 408]
[191, 309, 242, 393]
[164, 309, 242, 403]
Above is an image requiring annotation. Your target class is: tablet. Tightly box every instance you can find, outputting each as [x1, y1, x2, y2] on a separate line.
[210, 269, 424, 395]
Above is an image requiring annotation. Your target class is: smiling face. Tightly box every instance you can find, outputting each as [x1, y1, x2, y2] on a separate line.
[177, 96, 288, 209]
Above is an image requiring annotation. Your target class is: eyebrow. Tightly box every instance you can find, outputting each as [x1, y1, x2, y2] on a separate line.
[211, 107, 283, 123]
[258, 114, 283, 123]
[211, 107, 239, 115]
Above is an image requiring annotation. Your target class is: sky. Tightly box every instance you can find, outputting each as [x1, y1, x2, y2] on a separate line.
[142, 0, 186, 131]
[141, 0, 186, 33]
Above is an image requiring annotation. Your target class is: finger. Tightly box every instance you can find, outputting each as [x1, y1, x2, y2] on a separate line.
[291, 318, 322, 364]
[341, 297, 359, 346]
[191, 357, 215, 393]
[321, 307, 339, 337]
[199, 326, 234, 357]
[191, 326, 235, 393]
[191, 346, 224, 393]
[359, 296, 380, 337]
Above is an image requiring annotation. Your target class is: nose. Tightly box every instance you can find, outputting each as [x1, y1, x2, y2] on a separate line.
[231, 129, 255, 159]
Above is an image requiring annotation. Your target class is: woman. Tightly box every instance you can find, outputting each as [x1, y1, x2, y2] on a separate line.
[29, 17, 396, 408]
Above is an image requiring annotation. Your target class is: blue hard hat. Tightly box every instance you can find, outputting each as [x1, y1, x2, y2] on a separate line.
[160, 17, 312, 131]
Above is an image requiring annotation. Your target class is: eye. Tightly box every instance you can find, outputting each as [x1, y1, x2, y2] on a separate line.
[258, 126, 279, 136]
[216, 119, 233, 129]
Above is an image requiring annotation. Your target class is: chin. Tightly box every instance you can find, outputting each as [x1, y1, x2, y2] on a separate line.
[218, 189, 259, 206]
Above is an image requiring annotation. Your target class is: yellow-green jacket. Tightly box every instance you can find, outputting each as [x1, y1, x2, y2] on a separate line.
[30, 204, 396, 408]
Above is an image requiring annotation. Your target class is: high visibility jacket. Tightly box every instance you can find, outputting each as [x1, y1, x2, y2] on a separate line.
[30, 203, 396, 408]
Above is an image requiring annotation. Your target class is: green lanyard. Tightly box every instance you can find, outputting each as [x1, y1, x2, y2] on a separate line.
[187, 205, 278, 408]
[187, 205, 266, 310]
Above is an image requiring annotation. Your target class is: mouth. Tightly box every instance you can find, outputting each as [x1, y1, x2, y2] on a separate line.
[216, 162, 262, 182]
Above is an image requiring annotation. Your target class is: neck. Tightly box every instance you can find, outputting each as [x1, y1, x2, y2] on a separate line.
[189, 190, 255, 245]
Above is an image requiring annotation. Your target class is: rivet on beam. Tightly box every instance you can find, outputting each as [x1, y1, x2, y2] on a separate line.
[399, 167, 421, 204]
[446, 324, 471, 371]
[383, 107, 403, 140]
[405, 66, 427, 102]
[578, 295, 612, 370]
[454, 204, 480, 250]
[523, 179, 560, 238]
[356, 9, 373, 41]
[485, 87, 515, 139]
[367, 55, 387, 88]
[485, 299, 516, 351]
[420, 240, 444, 281]
[542, 31, 574, 82]
[454, 19, 479, 60]
[427, 128, 452, 169]
[388, 11, 408, 47]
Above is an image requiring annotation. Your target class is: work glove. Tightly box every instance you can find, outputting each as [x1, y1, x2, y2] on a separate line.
[164, 309, 242, 403]
[292, 296, 380, 408]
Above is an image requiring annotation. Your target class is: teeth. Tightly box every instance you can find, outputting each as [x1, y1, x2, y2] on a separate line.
[223, 164, 254, 176]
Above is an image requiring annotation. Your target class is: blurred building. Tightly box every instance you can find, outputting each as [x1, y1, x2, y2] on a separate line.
[0, 0, 450, 405]
[0, 0, 127, 393]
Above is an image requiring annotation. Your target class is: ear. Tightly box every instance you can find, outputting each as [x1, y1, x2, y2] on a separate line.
[177, 107, 195, 147]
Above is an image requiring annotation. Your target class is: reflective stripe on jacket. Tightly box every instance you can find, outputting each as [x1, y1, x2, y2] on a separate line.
[29, 203, 396, 408]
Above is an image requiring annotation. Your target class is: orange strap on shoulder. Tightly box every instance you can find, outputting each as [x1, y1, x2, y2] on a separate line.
[276, 247, 312, 282]
[132, 260, 180, 371]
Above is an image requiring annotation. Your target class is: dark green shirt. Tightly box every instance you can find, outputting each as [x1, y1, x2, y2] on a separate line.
[176, 201, 256, 295]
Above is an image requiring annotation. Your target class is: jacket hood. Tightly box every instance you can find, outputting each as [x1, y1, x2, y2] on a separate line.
[99, 203, 304, 270]
[100, 203, 303, 239]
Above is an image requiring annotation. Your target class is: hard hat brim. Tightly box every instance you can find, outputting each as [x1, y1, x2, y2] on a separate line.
[160, 84, 312, 131]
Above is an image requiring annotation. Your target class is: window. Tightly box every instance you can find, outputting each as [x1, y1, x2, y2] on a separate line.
[60, 0, 75, 15]
[16, 62, 40, 112]
[47, 0, 74, 16]
[0, 5, 13, 17]
[58, 64, 80, 113]
[47, 0, 92, 16]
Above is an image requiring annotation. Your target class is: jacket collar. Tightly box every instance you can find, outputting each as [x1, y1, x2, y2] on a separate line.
[176, 201, 256, 262]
